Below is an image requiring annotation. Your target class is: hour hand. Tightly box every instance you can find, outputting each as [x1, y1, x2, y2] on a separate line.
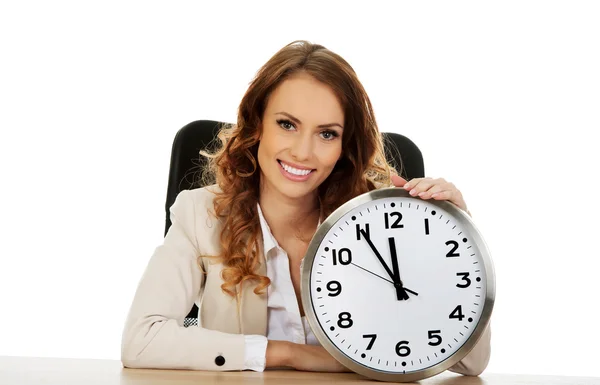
[389, 236, 409, 301]
[360, 229, 395, 281]
[389, 237, 401, 282]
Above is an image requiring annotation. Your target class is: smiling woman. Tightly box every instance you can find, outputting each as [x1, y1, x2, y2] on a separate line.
[195, 42, 394, 301]
[120, 40, 490, 375]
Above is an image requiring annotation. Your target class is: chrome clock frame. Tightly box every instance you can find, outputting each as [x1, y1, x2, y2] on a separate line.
[301, 187, 495, 382]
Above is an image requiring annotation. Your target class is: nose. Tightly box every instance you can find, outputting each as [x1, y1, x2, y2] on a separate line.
[290, 131, 313, 161]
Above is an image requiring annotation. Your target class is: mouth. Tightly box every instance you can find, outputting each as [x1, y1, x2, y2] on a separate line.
[277, 159, 316, 181]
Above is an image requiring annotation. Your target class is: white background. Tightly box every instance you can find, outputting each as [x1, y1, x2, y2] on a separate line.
[1, 0, 599, 378]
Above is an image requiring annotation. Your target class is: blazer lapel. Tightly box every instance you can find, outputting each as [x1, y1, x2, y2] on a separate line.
[238, 247, 268, 336]
[237, 210, 323, 336]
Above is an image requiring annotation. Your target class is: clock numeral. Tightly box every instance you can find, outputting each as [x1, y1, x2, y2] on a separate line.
[449, 305, 465, 321]
[337, 312, 354, 329]
[425, 218, 430, 235]
[384, 212, 404, 229]
[428, 330, 443, 346]
[326, 280, 342, 297]
[363, 334, 377, 350]
[332, 248, 352, 266]
[395, 340, 411, 357]
[356, 223, 370, 241]
[456, 272, 471, 288]
[445, 240, 460, 258]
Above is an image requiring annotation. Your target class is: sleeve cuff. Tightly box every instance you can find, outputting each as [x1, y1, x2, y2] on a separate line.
[244, 335, 268, 372]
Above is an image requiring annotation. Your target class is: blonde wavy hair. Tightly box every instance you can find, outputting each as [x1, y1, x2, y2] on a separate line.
[197, 40, 401, 298]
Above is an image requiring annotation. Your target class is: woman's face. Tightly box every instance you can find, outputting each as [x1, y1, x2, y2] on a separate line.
[257, 71, 344, 202]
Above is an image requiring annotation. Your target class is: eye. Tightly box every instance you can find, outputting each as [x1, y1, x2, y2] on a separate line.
[320, 130, 340, 141]
[276, 119, 295, 131]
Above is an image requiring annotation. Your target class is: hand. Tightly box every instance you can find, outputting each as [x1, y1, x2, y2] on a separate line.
[350, 261, 418, 297]
[287, 343, 352, 373]
[359, 229, 395, 280]
[359, 229, 409, 301]
[391, 175, 472, 217]
[388, 237, 412, 301]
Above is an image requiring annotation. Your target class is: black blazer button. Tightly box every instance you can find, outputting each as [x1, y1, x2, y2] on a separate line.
[215, 355, 225, 366]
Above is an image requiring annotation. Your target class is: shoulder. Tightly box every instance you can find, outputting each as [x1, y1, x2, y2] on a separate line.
[172, 184, 224, 254]
[173, 184, 223, 226]
[180, 183, 222, 209]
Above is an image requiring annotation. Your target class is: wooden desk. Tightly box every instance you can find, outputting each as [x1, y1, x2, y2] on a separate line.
[1, 356, 598, 385]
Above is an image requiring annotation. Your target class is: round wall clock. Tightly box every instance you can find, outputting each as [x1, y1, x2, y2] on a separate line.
[301, 187, 495, 382]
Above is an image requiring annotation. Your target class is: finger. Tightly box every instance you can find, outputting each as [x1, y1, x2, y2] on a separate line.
[391, 174, 408, 187]
[403, 177, 428, 190]
[404, 177, 435, 195]
[430, 189, 454, 199]
[430, 190, 467, 211]
[417, 182, 453, 198]
[430, 183, 461, 200]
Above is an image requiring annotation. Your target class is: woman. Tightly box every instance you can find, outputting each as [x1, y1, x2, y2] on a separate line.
[121, 40, 491, 375]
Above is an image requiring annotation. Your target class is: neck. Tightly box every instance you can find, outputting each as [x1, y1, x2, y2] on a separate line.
[258, 178, 320, 244]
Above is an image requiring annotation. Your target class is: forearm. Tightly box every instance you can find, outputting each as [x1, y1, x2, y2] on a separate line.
[285, 343, 352, 373]
[122, 316, 245, 371]
[265, 340, 292, 368]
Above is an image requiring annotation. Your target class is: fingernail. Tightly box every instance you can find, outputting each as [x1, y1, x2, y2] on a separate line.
[404, 184, 410, 190]
[410, 189, 417, 196]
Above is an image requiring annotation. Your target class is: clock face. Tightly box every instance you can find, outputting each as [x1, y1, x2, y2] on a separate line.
[302, 188, 494, 381]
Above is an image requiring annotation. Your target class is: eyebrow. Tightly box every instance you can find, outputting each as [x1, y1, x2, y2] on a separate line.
[275, 112, 344, 130]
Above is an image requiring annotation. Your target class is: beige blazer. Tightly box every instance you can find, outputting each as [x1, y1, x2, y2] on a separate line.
[121, 185, 491, 375]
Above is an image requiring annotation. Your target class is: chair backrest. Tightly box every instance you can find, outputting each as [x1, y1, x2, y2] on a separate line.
[164, 119, 425, 236]
[165, 119, 424, 325]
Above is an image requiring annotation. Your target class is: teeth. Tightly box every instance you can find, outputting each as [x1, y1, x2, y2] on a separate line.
[281, 161, 312, 176]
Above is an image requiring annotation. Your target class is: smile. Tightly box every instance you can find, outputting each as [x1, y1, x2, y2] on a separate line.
[277, 160, 315, 181]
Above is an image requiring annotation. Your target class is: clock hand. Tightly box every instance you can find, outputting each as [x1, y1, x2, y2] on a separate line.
[395, 284, 409, 301]
[350, 262, 419, 297]
[360, 230, 411, 300]
[388, 236, 411, 301]
[404, 287, 418, 296]
[359, 229, 395, 281]
[389, 237, 402, 282]
[350, 262, 394, 284]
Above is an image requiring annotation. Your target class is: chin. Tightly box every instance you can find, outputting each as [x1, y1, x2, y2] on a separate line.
[277, 183, 318, 200]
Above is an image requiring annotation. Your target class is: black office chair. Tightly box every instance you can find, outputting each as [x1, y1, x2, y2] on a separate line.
[164, 119, 425, 327]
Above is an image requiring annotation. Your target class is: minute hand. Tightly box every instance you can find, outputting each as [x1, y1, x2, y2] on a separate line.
[389, 237, 402, 283]
[359, 229, 395, 281]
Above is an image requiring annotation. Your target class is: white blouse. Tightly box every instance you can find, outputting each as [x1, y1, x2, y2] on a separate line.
[242, 203, 322, 371]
